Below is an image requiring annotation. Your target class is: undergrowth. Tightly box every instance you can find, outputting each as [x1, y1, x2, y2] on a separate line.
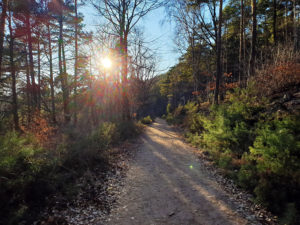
[140, 115, 153, 125]
[0, 120, 142, 225]
[166, 83, 300, 224]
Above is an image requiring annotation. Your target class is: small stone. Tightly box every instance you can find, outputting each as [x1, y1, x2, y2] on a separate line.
[169, 212, 175, 217]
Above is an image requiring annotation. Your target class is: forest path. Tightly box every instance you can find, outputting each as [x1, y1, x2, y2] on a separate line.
[106, 118, 254, 225]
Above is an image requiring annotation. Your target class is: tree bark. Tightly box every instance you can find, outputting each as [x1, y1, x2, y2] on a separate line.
[214, 0, 223, 105]
[293, 0, 298, 50]
[273, 0, 277, 45]
[8, 6, 19, 130]
[59, 13, 70, 123]
[122, 33, 130, 120]
[25, 47, 31, 124]
[37, 33, 41, 109]
[62, 35, 70, 122]
[285, 0, 288, 43]
[250, 0, 257, 76]
[239, 0, 244, 86]
[74, 0, 78, 125]
[0, 0, 8, 79]
[47, 24, 56, 123]
[119, 1, 130, 120]
[26, 13, 37, 107]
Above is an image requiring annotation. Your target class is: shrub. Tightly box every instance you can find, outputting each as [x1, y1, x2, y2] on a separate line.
[255, 44, 300, 96]
[183, 102, 204, 133]
[140, 116, 153, 125]
[165, 104, 186, 125]
[0, 131, 48, 224]
[250, 115, 300, 177]
[116, 120, 141, 141]
[166, 103, 172, 114]
[200, 86, 265, 159]
[248, 115, 300, 213]
[0, 119, 142, 224]
[166, 113, 174, 124]
[174, 83, 300, 222]
[90, 122, 119, 150]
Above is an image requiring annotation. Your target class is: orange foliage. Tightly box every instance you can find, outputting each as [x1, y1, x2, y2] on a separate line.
[225, 82, 239, 90]
[192, 91, 201, 96]
[21, 111, 55, 144]
[208, 82, 216, 91]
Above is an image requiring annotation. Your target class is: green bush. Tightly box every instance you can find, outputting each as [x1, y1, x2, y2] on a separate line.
[0, 120, 142, 224]
[90, 122, 119, 150]
[166, 113, 174, 124]
[116, 120, 141, 141]
[166, 103, 172, 114]
[250, 116, 300, 177]
[174, 84, 300, 222]
[200, 86, 264, 159]
[140, 116, 153, 125]
[201, 105, 253, 159]
[247, 115, 300, 214]
[183, 102, 204, 133]
[165, 104, 186, 125]
[0, 131, 49, 224]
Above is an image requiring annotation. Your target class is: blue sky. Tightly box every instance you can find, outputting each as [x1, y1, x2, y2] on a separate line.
[80, 4, 180, 74]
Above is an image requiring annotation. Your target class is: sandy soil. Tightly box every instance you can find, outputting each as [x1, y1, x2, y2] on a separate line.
[106, 119, 258, 225]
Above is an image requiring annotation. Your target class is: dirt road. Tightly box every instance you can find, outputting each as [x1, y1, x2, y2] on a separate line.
[107, 119, 257, 225]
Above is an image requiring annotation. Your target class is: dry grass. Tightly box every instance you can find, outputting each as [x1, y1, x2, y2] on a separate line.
[254, 44, 300, 96]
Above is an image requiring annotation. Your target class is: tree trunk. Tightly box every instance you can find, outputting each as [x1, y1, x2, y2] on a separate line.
[0, 0, 8, 79]
[8, 7, 19, 131]
[59, 14, 70, 123]
[293, 0, 298, 50]
[119, 0, 130, 120]
[273, 0, 277, 45]
[239, 0, 244, 86]
[74, 0, 78, 125]
[250, 0, 257, 76]
[122, 33, 130, 120]
[285, 0, 288, 43]
[214, 0, 223, 105]
[47, 24, 56, 123]
[37, 33, 41, 109]
[62, 36, 70, 122]
[26, 13, 37, 107]
[25, 47, 31, 124]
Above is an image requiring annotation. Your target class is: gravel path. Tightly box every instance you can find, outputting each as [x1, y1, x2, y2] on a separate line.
[106, 119, 258, 225]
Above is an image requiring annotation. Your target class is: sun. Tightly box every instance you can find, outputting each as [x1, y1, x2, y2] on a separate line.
[102, 57, 112, 69]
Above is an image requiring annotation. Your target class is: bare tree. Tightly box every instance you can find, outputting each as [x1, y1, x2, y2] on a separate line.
[91, 0, 163, 119]
[129, 29, 157, 118]
[166, 1, 202, 94]
[167, 0, 224, 104]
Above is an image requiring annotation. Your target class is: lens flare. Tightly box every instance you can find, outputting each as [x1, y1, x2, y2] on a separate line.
[102, 57, 112, 69]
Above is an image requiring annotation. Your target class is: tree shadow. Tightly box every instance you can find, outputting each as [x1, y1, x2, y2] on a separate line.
[117, 120, 248, 225]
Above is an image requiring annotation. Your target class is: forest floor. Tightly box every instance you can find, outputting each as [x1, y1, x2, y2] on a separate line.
[40, 118, 276, 225]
